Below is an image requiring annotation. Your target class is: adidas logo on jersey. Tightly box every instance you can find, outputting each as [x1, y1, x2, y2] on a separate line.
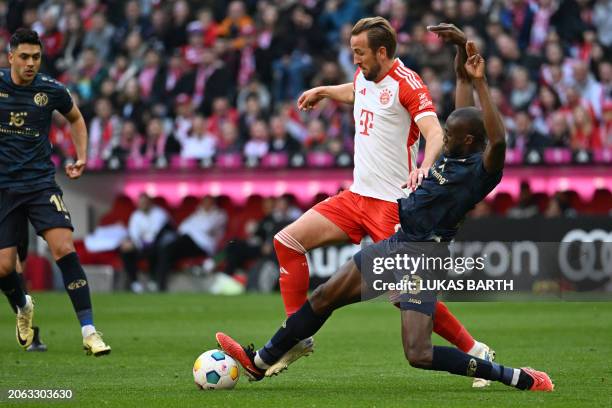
[359, 88, 366, 95]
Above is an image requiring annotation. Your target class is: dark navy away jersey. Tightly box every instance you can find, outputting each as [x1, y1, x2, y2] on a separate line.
[0, 68, 73, 190]
[398, 152, 503, 241]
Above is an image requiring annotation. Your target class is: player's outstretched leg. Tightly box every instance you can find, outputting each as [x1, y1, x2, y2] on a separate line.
[42, 228, 111, 356]
[218, 258, 363, 379]
[402, 309, 553, 391]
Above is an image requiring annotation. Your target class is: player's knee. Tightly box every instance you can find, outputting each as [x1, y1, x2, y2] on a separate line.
[309, 284, 333, 314]
[404, 344, 433, 368]
[50, 241, 76, 260]
[273, 230, 307, 255]
[0, 250, 17, 276]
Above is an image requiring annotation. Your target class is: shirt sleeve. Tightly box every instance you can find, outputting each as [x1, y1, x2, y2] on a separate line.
[53, 85, 74, 115]
[397, 71, 437, 122]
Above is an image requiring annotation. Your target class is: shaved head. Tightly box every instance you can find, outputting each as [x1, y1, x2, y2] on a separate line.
[443, 107, 487, 156]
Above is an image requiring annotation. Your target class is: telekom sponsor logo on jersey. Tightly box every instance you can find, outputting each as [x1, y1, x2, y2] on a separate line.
[359, 109, 374, 136]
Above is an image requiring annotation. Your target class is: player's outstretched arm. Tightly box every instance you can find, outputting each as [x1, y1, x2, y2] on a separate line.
[464, 41, 506, 173]
[427, 23, 474, 108]
[297, 82, 354, 111]
[62, 103, 88, 179]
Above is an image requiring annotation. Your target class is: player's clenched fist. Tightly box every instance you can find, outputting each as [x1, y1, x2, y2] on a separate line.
[65, 159, 86, 179]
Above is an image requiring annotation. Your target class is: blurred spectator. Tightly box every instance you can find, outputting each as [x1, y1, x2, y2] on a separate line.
[175, 49, 233, 115]
[89, 98, 121, 163]
[239, 93, 266, 141]
[116, 78, 148, 132]
[168, 0, 191, 49]
[120, 194, 174, 293]
[549, 111, 572, 147]
[269, 116, 302, 155]
[304, 119, 327, 151]
[244, 120, 270, 160]
[182, 21, 206, 67]
[527, 0, 558, 54]
[593, 0, 612, 47]
[570, 106, 603, 150]
[571, 60, 603, 118]
[72, 47, 107, 102]
[196, 8, 219, 48]
[498, 0, 534, 50]
[178, 115, 217, 160]
[155, 196, 227, 291]
[508, 181, 539, 218]
[218, 122, 242, 154]
[173, 93, 196, 140]
[207, 97, 239, 138]
[509, 66, 537, 111]
[544, 192, 577, 218]
[144, 117, 179, 165]
[217, 1, 254, 51]
[109, 120, 145, 166]
[529, 84, 562, 135]
[319, 0, 364, 47]
[83, 12, 114, 62]
[509, 111, 550, 150]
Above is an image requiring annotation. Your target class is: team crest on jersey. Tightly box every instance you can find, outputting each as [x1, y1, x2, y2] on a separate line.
[34, 92, 48, 107]
[379, 89, 392, 106]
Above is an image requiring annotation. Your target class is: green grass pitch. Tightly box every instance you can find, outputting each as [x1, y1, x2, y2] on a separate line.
[1, 293, 611, 407]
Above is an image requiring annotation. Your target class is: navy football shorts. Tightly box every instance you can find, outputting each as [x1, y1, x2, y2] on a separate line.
[354, 231, 449, 316]
[0, 186, 74, 250]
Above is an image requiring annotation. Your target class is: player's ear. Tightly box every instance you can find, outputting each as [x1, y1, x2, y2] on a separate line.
[465, 134, 475, 145]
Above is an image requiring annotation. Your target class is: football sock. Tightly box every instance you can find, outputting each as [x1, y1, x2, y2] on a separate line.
[1, 270, 27, 311]
[57, 252, 94, 327]
[430, 346, 534, 390]
[433, 302, 476, 353]
[257, 301, 331, 367]
[275, 233, 310, 316]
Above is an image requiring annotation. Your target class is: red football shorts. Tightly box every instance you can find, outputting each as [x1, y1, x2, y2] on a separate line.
[312, 190, 399, 244]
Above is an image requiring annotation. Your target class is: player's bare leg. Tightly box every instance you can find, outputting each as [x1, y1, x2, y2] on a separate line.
[0, 246, 34, 348]
[400, 310, 553, 391]
[42, 228, 110, 356]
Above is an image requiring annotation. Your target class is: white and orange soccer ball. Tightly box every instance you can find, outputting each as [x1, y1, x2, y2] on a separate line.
[193, 349, 240, 390]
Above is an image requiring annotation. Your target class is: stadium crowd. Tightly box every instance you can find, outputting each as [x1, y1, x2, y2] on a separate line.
[1, 0, 611, 169]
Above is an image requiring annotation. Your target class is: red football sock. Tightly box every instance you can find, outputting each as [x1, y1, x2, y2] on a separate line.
[433, 302, 475, 353]
[275, 232, 310, 316]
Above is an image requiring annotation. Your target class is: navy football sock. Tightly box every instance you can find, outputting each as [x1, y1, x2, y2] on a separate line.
[431, 346, 534, 390]
[1, 270, 27, 311]
[258, 301, 331, 366]
[57, 252, 93, 327]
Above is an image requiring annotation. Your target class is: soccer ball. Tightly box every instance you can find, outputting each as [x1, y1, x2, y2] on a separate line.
[193, 349, 240, 390]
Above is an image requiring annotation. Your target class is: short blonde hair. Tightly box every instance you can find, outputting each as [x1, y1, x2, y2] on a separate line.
[351, 17, 397, 58]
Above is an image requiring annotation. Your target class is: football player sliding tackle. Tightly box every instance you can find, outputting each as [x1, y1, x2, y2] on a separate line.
[273, 16, 493, 388]
[216, 25, 553, 392]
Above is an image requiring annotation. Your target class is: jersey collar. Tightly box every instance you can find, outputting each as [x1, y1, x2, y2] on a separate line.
[374, 59, 400, 84]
